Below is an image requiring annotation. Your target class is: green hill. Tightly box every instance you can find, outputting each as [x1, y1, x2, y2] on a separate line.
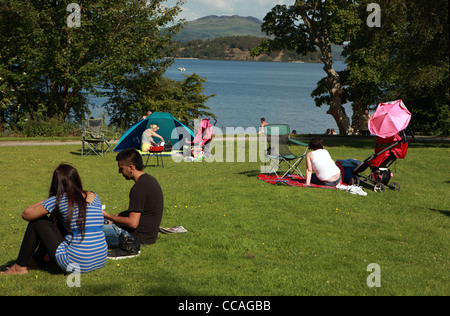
[172, 15, 344, 62]
[174, 15, 266, 42]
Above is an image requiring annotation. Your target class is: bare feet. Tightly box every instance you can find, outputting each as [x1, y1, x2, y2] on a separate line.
[0, 263, 28, 275]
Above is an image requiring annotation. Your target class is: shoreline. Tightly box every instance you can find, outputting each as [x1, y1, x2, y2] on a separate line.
[0, 135, 448, 147]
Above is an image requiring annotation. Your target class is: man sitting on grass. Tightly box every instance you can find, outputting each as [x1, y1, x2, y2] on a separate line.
[102, 148, 164, 259]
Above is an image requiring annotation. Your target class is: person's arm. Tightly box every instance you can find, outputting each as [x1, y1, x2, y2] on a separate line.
[305, 151, 313, 185]
[154, 132, 164, 143]
[148, 130, 164, 144]
[102, 210, 141, 229]
[22, 200, 48, 221]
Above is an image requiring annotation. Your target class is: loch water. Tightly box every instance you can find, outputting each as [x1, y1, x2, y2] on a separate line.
[91, 59, 351, 134]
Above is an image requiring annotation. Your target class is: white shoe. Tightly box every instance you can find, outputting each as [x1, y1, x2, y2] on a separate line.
[347, 185, 367, 196]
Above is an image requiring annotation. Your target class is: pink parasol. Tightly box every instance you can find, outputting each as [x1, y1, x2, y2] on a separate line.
[368, 99, 411, 138]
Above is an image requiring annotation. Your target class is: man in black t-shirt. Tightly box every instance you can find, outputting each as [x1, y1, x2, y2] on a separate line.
[102, 148, 164, 258]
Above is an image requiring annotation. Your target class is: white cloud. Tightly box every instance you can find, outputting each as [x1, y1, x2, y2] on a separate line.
[198, 0, 235, 14]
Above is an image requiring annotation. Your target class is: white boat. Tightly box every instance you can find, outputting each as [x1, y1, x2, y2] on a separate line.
[178, 67, 186, 71]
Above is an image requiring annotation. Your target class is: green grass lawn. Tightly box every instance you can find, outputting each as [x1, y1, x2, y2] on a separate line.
[0, 137, 449, 296]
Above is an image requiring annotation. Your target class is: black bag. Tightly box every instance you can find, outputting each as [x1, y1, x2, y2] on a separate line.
[164, 140, 173, 151]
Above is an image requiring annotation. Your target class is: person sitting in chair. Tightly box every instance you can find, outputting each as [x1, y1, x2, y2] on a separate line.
[141, 124, 165, 152]
[305, 136, 341, 187]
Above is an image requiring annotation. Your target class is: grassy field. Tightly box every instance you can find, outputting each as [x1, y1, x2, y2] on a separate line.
[0, 136, 448, 296]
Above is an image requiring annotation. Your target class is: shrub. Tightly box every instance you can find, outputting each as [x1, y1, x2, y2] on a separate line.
[20, 115, 79, 137]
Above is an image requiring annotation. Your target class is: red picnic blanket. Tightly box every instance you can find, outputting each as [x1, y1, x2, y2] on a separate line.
[258, 174, 342, 189]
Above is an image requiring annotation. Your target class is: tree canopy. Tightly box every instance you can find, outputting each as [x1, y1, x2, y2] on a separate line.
[342, 0, 449, 135]
[254, 0, 449, 135]
[252, 0, 360, 134]
[0, 0, 214, 133]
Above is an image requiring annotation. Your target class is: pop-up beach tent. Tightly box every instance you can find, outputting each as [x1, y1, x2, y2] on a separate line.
[113, 112, 194, 152]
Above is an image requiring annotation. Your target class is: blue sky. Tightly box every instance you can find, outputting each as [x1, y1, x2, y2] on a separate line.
[167, 0, 295, 21]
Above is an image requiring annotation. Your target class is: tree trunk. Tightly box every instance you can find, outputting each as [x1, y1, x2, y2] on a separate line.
[319, 42, 350, 135]
[351, 99, 366, 134]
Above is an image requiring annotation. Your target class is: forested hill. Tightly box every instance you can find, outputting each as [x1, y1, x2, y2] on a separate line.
[173, 15, 266, 42]
[172, 16, 344, 62]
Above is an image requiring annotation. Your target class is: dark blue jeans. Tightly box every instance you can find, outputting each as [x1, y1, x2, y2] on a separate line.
[102, 224, 131, 248]
[311, 174, 341, 186]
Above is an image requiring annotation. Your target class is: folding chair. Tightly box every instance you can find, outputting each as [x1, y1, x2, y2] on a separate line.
[81, 118, 114, 156]
[265, 124, 308, 178]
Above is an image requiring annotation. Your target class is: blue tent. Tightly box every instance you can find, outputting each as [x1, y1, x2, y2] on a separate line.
[113, 112, 194, 152]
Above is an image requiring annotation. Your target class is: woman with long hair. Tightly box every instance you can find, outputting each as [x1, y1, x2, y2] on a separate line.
[1, 164, 107, 275]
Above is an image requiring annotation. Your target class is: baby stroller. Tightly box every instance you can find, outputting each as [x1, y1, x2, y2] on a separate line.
[351, 129, 414, 192]
[187, 118, 217, 158]
[351, 100, 415, 192]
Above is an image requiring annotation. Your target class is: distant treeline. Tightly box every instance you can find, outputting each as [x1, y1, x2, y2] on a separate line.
[173, 36, 343, 62]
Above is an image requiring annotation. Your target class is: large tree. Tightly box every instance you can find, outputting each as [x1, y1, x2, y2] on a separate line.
[0, 0, 188, 132]
[252, 0, 360, 134]
[342, 0, 449, 135]
[106, 73, 215, 128]
[256, 0, 449, 135]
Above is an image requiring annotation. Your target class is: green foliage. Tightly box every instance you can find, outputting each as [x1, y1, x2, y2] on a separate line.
[259, 0, 449, 135]
[252, 1, 363, 135]
[174, 15, 266, 42]
[0, 0, 185, 131]
[19, 115, 79, 137]
[106, 73, 215, 129]
[253, 1, 359, 56]
[343, 0, 449, 135]
[174, 36, 330, 62]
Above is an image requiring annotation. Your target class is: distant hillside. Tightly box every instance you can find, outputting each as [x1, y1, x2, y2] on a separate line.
[173, 36, 326, 62]
[174, 15, 266, 42]
[172, 15, 344, 62]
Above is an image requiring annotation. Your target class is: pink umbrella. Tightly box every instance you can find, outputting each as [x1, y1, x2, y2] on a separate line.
[368, 99, 411, 138]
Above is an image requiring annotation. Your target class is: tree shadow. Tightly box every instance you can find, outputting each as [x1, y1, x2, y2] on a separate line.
[429, 208, 450, 218]
[236, 170, 261, 178]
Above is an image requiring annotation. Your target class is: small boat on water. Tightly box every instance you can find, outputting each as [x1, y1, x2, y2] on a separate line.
[178, 67, 186, 71]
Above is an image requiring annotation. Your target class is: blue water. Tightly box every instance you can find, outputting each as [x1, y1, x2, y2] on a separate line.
[91, 59, 351, 134]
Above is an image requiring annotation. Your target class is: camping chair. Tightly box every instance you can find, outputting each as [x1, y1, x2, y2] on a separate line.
[81, 118, 114, 156]
[264, 124, 308, 178]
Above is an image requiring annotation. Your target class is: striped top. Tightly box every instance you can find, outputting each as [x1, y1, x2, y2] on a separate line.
[42, 192, 108, 273]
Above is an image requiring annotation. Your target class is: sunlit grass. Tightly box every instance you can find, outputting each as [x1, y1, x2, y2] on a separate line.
[0, 138, 449, 296]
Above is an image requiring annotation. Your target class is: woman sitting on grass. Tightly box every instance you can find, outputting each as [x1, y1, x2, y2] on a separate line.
[1, 164, 107, 275]
[305, 136, 341, 187]
[141, 124, 165, 152]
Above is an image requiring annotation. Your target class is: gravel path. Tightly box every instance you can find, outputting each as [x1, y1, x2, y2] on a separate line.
[0, 136, 447, 147]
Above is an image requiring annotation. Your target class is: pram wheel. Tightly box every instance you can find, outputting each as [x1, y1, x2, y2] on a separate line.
[389, 181, 401, 191]
[373, 183, 386, 193]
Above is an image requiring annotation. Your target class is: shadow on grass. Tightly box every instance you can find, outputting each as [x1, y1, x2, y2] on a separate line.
[429, 208, 450, 218]
[236, 170, 261, 178]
